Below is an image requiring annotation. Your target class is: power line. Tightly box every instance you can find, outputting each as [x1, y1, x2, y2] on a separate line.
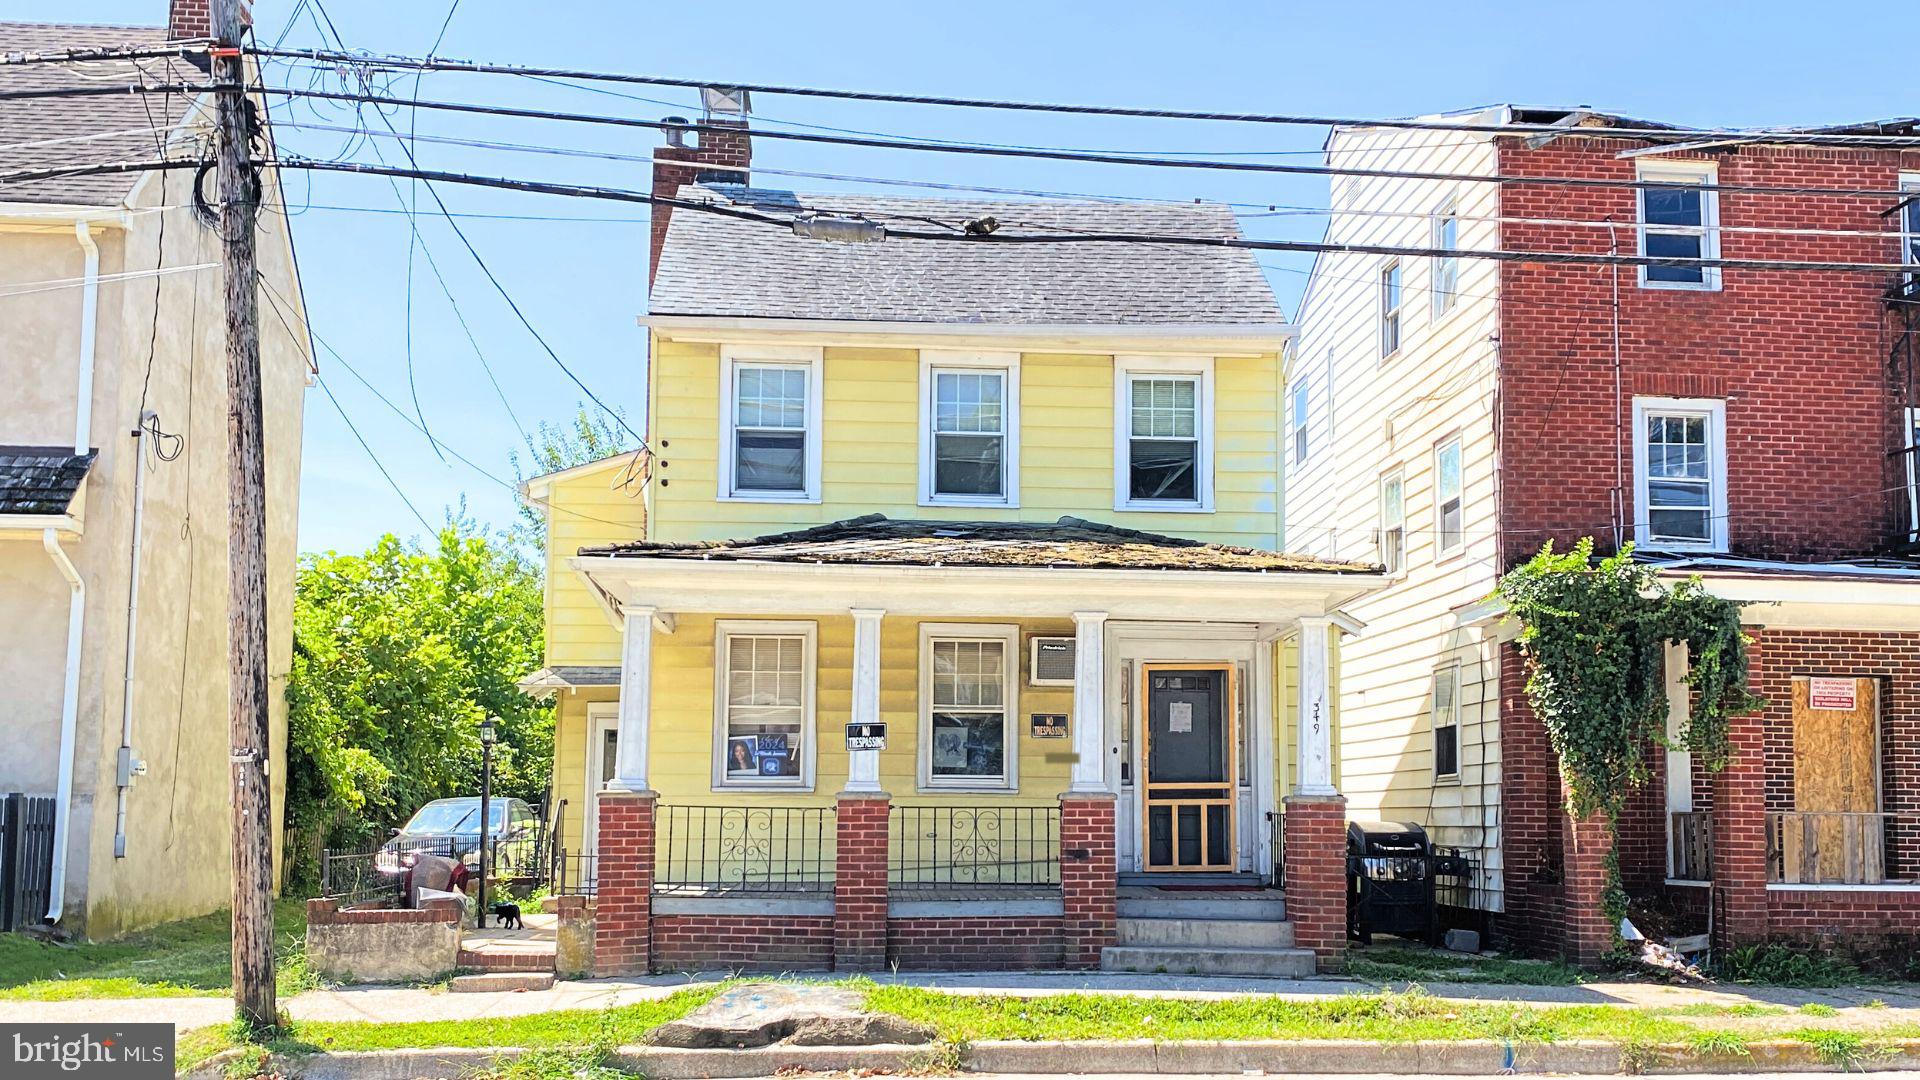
[250, 46, 1920, 149]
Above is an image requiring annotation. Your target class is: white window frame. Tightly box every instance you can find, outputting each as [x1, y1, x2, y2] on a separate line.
[717, 344, 824, 503]
[1291, 379, 1310, 465]
[1432, 662, 1461, 784]
[918, 622, 1020, 792]
[1900, 173, 1920, 287]
[1113, 355, 1215, 513]
[1433, 434, 1465, 561]
[1430, 197, 1460, 321]
[1632, 396, 1729, 553]
[1378, 468, 1406, 576]
[1379, 260, 1404, 357]
[1636, 162, 1721, 291]
[918, 350, 1020, 507]
[711, 619, 819, 792]
[1905, 405, 1920, 545]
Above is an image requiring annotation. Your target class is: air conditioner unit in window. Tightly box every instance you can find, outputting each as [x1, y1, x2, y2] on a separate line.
[1029, 636, 1076, 686]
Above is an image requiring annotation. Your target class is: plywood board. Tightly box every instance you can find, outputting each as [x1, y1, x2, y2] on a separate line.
[1786, 678, 1881, 883]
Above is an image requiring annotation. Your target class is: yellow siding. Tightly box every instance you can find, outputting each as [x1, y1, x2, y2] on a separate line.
[645, 339, 1282, 546]
[547, 688, 616, 854]
[544, 466, 647, 666]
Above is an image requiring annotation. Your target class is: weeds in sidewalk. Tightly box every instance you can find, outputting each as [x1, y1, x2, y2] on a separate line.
[1683, 1028, 1752, 1057]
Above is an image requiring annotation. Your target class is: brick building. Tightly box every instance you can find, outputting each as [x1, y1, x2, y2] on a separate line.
[1290, 105, 1920, 963]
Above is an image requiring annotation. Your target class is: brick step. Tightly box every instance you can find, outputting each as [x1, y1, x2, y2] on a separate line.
[1100, 944, 1318, 978]
[1116, 916, 1293, 949]
[1115, 891, 1287, 922]
[456, 948, 555, 972]
[449, 972, 554, 993]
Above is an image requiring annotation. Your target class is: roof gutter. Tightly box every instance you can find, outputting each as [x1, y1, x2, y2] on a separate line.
[639, 315, 1294, 356]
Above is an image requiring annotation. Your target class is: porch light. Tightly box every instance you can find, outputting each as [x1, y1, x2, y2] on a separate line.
[478, 717, 498, 745]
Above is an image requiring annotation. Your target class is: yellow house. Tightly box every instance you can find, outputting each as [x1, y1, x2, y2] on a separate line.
[520, 113, 1384, 974]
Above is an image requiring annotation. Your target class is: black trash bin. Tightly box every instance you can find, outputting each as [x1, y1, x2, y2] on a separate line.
[1347, 820, 1435, 945]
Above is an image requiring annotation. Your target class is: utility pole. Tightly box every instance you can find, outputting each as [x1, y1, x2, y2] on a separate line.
[212, 0, 275, 1032]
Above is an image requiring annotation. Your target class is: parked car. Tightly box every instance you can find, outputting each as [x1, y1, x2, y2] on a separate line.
[373, 797, 540, 874]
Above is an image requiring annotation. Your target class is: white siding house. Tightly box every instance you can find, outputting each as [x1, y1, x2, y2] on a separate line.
[1288, 111, 1508, 913]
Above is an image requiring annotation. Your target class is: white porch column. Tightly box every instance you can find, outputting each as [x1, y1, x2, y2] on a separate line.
[1069, 610, 1110, 794]
[609, 605, 656, 792]
[1294, 616, 1336, 796]
[845, 608, 886, 794]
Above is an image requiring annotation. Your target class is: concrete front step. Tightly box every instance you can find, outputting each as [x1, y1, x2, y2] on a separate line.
[1099, 944, 1318, 978]
[1116, 915, 1294, 949]
[449, 971, 555, 993]
[456, 948, 555, 972]
[1114, 891, 1287, 922]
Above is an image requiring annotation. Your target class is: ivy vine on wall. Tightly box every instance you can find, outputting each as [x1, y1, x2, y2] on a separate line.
[1497, 538, 1763, 874]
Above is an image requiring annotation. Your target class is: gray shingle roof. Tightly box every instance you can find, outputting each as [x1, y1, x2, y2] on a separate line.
[649, 185, 1284, 326]
[0, 445, 95, 514]
[0, 22, 202, 206]
[581, 514, 1374, 574]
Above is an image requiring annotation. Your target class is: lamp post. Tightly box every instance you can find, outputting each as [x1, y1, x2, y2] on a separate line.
[476, 716, 497, 929]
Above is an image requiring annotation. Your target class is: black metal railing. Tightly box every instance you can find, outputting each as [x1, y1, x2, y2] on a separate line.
[654, 804, 835, 894]
[0, 794, 56, 932]
[549, 850, 598, 898]
[889, 804, 1060, 892]
[318, 836, 456, 906]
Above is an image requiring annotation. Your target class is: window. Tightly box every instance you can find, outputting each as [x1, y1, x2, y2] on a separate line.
[1632, 397, 1728, 551]
[920, 352, 1018, 505]
[1905, 407, 1920, 545]
[1291, 380, 1310, 465]
[919, 624, 1018, 790]
[720, 346, 822, 502]
[1379, 261, 1403, 356]
[1901, 173, 1920, 286]
[1637, 163, 1720, 289]
[1432, 664, 1461, 781]
[1115, 357, 1213, 511]
[713, 622, 817, 789]
[1378, 470, 1405, 574]
[1431, 200, 1460, 319]
[1434, 437, 1463, 558]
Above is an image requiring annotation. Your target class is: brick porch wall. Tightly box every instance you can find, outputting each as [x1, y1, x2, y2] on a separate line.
[887, 917, 1066, 970]
[1283, 793, 1347, 971]
[651, 914, 833, 972]
[1059, 794, 1118, 970]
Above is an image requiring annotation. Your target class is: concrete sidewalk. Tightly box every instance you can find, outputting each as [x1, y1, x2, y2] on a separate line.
[14, 969, 1920, 1033]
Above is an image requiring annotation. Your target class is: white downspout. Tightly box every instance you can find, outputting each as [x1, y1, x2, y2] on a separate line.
[74, 221, 98, 454]
[114, 414, 154, 858]
[42, 530, 84, 925]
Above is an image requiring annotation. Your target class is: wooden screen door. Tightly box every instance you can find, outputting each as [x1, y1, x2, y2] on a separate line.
[1784, 677, 1882, 884]
[1142, 664, 1237, 872]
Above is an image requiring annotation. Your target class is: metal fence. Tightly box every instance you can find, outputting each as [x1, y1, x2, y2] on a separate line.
[549, 850, 598, 898]
[0, 794, 55, 932]
[655, 804, 836, 894]
[318, 836, 456, 906]
[889, 804, 1060, 892]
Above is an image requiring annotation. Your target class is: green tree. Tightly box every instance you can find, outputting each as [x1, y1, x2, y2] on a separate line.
[285, 524, 550, 883]
[508, 403, 639, 552]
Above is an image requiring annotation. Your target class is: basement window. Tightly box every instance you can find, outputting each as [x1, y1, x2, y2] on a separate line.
[1637, 162, 1720, 290]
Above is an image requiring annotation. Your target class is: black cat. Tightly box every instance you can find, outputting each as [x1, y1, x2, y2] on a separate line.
[490, 902, 523, 929]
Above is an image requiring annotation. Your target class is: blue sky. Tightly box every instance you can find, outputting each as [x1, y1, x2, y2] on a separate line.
[21, 1, 1911, 553]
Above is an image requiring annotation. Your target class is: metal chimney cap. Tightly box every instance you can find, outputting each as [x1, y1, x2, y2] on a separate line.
[700, 86, 751, 117]
[661, 115, 692, 148]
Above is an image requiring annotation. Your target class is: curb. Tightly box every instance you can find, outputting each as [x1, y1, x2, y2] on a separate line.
[182, 1037, 1920, 1078]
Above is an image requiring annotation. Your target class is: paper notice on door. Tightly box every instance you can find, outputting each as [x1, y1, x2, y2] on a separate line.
[1168, 701, 1194, 733]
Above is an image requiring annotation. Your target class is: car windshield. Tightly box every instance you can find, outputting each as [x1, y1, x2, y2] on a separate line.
[402, 800, 507, 834]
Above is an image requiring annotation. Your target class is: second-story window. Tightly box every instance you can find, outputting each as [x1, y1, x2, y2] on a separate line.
[1116, 357, 1213, 512]
[1633, 396, 1728, 551]
[1379, 470, 1405, 574]
[721, 345, 822, 502]
[1638, 162, 1720, 290]
[1901, 173, 1920, 286]
[921, 352, 1018, 506]
[1379, 261, 1403, 357]
[1434, 436, 1463, 558]
[1431, 199, 1459, 319]
[1291, 380, 1310, 465]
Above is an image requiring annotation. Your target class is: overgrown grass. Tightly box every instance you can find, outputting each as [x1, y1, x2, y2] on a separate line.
[1656, 1003, 1786, 1019]
[1716, 944, 1861, 988]
[0, 899, 310, 1000]
[174, 987, 717, 1074]
[1342, 943, 1588, 986]
[861, 986, 1693, 1045]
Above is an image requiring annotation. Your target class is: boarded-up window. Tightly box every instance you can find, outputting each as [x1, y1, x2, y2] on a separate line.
[1777, 677, 1882, 884]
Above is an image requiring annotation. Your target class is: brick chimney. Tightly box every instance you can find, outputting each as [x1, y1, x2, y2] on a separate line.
[168, 0, 212, 40]
[649, 89, 752, 290]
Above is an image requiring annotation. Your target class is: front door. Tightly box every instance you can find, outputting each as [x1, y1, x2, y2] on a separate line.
[582, 708, 619, 867]
[1142, 664, 1236, 872]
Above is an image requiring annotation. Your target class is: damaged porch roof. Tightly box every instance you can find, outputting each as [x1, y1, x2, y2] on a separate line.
[0, 445, 95, 515]
[577, 514, 1375, 575]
